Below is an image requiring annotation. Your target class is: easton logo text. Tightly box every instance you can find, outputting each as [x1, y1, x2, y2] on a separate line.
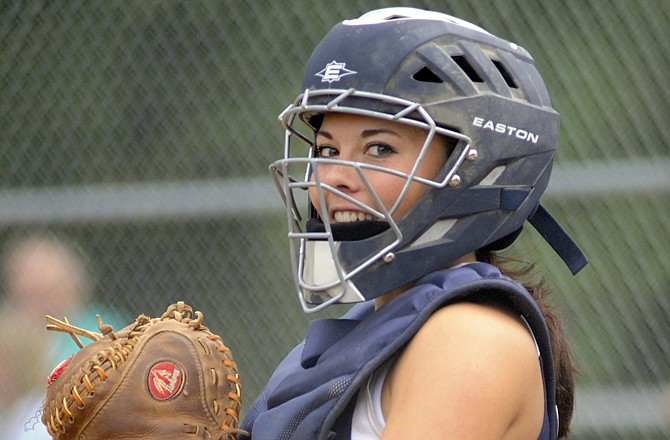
[472, 117, 539, 144]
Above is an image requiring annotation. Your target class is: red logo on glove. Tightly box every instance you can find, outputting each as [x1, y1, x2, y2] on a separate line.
[147, 361, 184, 400]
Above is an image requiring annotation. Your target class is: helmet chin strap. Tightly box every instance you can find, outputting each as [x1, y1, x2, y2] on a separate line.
[528, 204, 588, 275]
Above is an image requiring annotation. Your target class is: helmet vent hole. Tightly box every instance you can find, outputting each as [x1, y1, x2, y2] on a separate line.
[451, 55, 483, 83]
[491, 60, 518, 88]
[412, 66, 443, 84]
[384, 14, 410, 20]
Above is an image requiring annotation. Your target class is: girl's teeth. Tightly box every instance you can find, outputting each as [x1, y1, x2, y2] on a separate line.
[334, 211, 373, 223]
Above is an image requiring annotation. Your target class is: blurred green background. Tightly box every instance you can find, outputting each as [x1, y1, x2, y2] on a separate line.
[1, 1, 668, 438]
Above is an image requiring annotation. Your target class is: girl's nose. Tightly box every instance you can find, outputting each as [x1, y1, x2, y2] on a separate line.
[315, 160, 363, 195]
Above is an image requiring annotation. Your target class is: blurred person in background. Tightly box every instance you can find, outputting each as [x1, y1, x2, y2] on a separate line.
[0, 233, 123, 439]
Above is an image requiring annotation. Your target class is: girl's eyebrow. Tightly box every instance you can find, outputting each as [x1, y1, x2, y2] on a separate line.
[316, 130, 333, 140]
[361, 128, 400, 138]
[317, 128, 401, 139]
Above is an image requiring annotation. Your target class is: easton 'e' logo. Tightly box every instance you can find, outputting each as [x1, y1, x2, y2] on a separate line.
[147, 361, 184, 400]
[315, 60, 357, 83]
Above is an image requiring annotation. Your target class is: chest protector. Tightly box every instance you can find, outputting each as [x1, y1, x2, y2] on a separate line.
[241, 263, 558, 439]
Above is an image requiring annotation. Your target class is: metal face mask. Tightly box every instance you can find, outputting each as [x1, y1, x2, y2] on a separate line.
[269, 8, 587, 313]
[270, 89, 472, 312]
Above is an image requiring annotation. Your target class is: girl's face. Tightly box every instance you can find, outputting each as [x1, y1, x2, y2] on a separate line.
[310, 113, 448, 224]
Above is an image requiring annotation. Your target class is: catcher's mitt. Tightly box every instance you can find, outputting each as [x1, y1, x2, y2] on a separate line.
[42, 301, 245, 439]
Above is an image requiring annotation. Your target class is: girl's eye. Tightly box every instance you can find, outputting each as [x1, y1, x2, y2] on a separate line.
[315, 145, 338, 158]
[366, 142, 395, 158]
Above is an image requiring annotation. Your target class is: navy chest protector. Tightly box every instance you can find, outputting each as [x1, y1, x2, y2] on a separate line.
[241, 263, 558, 439]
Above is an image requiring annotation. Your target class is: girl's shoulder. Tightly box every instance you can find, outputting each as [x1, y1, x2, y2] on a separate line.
[381, 300, 545, 438]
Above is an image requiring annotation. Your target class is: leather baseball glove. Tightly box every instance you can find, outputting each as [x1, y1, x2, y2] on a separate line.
[42, 301, 245, 439]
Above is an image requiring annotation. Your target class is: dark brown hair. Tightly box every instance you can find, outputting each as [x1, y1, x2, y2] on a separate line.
[476, 249, 576, 439]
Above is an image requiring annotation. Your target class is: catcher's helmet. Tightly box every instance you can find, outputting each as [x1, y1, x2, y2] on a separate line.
[270, 7, 587, 312]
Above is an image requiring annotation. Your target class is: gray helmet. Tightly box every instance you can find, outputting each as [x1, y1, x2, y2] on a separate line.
[270, 8, 587, 312]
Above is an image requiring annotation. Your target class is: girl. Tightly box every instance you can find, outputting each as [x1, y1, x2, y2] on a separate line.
[242, 7, 586, 440]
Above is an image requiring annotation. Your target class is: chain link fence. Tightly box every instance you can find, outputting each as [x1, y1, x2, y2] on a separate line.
[1, 1, 668, 438]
